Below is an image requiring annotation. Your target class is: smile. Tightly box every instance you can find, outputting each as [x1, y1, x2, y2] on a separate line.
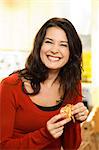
[47, 55, 61, 61]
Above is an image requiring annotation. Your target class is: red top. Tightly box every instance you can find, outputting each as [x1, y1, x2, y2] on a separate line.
[0, 73, 82, 150]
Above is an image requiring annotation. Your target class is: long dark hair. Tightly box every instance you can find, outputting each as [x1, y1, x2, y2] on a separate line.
[19, 17, 82, 100]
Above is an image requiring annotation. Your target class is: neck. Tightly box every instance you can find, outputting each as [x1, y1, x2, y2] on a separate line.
[43, 70, 59, 88]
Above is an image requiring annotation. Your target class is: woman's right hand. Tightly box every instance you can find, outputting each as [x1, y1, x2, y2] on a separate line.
[46, 113, 71, 139]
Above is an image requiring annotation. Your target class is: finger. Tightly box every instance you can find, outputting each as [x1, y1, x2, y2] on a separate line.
[53, 130, 64, 139]
[72, 103, 87, 115]
[51, 126, 64, 135]
[48, 113, 66, 124]
[72, 102, 84, 110]
[47, 117, 71, 132]
[75, 112, 85, 118]
[54, 118, 71, 128]
[85, 109, 89, 116]
[76, 115, 87, 121]
[75, 111, 88, 121]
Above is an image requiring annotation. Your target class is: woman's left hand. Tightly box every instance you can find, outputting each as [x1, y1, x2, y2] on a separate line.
[72, 102, 89, 122]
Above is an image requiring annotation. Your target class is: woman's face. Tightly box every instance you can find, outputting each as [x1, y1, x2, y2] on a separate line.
[40, 27, 70, 71]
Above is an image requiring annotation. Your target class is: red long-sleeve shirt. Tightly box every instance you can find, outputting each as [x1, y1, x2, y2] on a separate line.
[0, 73, 82, 150]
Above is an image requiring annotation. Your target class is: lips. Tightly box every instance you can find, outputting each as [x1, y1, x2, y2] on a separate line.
[47, 55, 61, 61]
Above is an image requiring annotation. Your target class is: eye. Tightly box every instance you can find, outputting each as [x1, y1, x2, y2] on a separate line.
[45, 40, 52, 44]
[60, 44, 68, 47]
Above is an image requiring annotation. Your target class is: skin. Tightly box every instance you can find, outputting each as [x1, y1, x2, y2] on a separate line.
[40, 26, 70, 72]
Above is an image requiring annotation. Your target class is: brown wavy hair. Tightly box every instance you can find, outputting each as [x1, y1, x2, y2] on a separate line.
[18, 17, 82, 100]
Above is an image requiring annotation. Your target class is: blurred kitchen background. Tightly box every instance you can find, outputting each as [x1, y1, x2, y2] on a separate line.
[0, 0, 99, 149]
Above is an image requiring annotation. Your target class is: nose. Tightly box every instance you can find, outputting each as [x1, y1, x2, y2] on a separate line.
[50, 44, 59, 53]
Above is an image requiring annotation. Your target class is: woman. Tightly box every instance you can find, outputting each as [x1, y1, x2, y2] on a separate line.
[0, 17, 88, 150]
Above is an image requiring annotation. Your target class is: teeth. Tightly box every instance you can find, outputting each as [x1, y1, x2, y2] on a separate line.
[48, 56, 60, 61]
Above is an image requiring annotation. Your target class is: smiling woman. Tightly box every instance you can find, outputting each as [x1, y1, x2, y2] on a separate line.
[0, 17, 89, 150]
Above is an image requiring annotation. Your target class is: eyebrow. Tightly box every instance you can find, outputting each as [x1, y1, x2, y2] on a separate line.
[45, 37, 68, 43]
[44, 37, 53, 41]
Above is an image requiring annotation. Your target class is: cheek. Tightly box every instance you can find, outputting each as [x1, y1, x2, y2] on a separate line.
[40, 46, 47, 55]
[40, 44, 50, 58]
[64, 51, 70, 60]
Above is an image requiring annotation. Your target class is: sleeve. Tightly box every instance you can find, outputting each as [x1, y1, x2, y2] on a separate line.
[0, 79, 55, 150]
[61, 81, 82, 150]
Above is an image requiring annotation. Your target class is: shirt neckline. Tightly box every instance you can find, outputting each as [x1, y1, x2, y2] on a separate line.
[20, 76, 63, 111]
[34, 100, 63, 111]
